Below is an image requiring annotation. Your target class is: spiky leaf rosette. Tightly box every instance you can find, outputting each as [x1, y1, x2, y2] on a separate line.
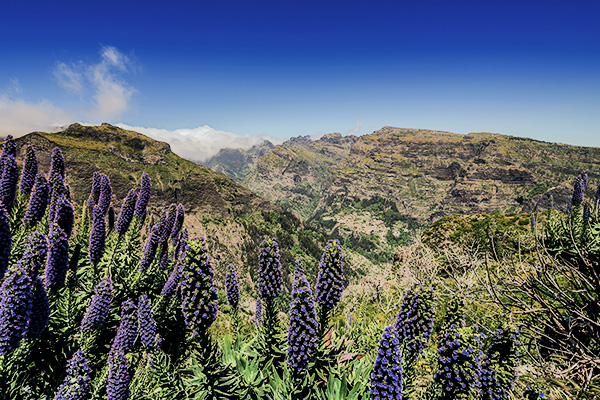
[133, 172, 151, 224]
[138, 295, 157, 348]
[0, 155, 18, 211]
[80, 276, 113, 332]
[393, 282, 435, 360]
[287, 272, 318, 374]
[0, 201, 10, 281]
[19, 145, 37, 194]
[257, 235, 282, 303]
[254, 298, 262, 327]
[315, 239, 345, 315]
[23, 173, 49, 225]
[53, 350, 92, 400]
[180, 238, 218, 337]
[88, 213, 106, 265]
[0, 266, 33, 355]
[107, 349, 130, 400]
[479, 326, 521, 400]
[225, 264, 239, 309]
[115, 189, 137, 235]
[54, 194, 75, 239]
[434, 322, 484, 399]
[44, 224, 70, 292]
[370, 326, 404, 400]
[20, 231, 49, 279]
[27, 277, 50, 339]
[111, 298, 138, 353]
[48, 147, 65, 186]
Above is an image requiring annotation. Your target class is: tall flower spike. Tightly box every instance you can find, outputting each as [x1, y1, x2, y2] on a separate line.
[254, 298, 262, 327]
[139, 223, 161, 272]
[291, 260, 305, 297]
[393, 282, 435, 360]
[23, 173, 49, 225]
[315, 239, 345, 312]
[1, 135, 16, 158]
[19, 145, 38, 194]
[111, 298, 138, 353]
[48, 174, 66, 223]
[90, 171, 102, 203]
[0, 266, 33, 355]
[89, 213, 106, 265]
[161, 204, 177, 243]
[138, 295, 157, 348]
[107, 349, 130, 400]
[287, 272, 318, 373]
[0, 155, 18, 211]
[94, 174, 112, 221]
[225, 264, 239, 309]
[478, 326, 521, 400]
[54, 194, 75, 238]
[171, 203, 185, 243]
[133, 172, 151, 223]
[161, 244, 187, 297]
[80, 276, 113, 332]
[115, 189, 137, 235]
[572, 175, 585, 208]
[44, 224, 70, 292]
[180, 238, 219, 336]
[20, 232, 48, 280]
[27, 277, 50, 339]
[257, 236, 283, 302]
[48, 147, 65, 185]
[370, 326, 404, 400]
[0, 202, 10, 281]
[54, 350, 92, 400]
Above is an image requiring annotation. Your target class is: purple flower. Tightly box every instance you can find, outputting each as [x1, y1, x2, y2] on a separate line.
[0, 266, 33, 355]
[315, 239, 345, 312]
[161, 245, 186, 297]
[48, 174, 67, 223]
[161, 204, 177, 243]
[133, 172, 151, 223]
[19, 145, 38, 194]
[254, 298, 262, 327]
[291, 260, 305, 297]
[478, 326, 520, 400]
[287, 272, 318, 373]
[20, 231, 48, 280]
[180, 238, 218, 336]
[90, 171, 102, 203]
[370, 326, 404, 400]
[115, 189, 137, 234]
[54, 350, 92, 400]
[0, 202, 10, 281]
[0, 155, 18, 211]
[393, 282, 435, 359]
[23, 173, 49, 225]
[107, 349, 130, 400]
[139, 223, 161, 272]
[572, 175, 585, 208]
[157, 247, 170, 271]
[170, 204, 185, 243]
[48, 147, 65, 186]
[44, 224, 70, 292]
[138, 295, 157, 348]
[225, 264, 239, 309]
[583, 201, 591, 221]
[1, 135, 16, 158]
[111, 298, 138, 353]
[89, 213, 106, 265]
[54, 194, 74, 238]
[257, 236, 282, 303]
[94, 174, 112, 221]
[27, 277, 50, 339]
[81, 276, 112, 332]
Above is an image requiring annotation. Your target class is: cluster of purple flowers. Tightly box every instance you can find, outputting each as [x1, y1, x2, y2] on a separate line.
[53, 350, 92, 400]
[287, 266, 318, 373]
[0, 202, 10, 281]
[571, 171, 588, 208]
[370, 326, 404, 400]
[254, 298, 262, 327]
[27, 277, 50, 339]
[111, 298, 138, 353]
[257, 236, 282, 303]
[315, 239, 345, 312]
[138, 295, 157, 348]
[23, 173, 50, 225]
[180, 238, 218, 337]
[107, 349, 130, 400]
[19, 145, 37, 194]
[393, 282, 435, 359]
[44, 224, 70, 292]
[0, 153, 18, 212]
[0, 266, 33, 354]
[478, 326, 521, 400]
[225, 264, 239, 309]
[80, 276, 113, 332]
[139, 222, 161, 272]
[133, 172, 151, 223]
[115, 188, 137, 235]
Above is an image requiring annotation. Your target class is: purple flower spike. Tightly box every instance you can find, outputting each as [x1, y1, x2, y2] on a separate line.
[1, 135, 16, 158]
[138, 295, 157, 348]
[94, 174, 112, 221]
[315, 239, 345, 312]
[254, 298, 262, 327]
[370, 326, 404, 400]
[89, 214, 106, 265]
[291, 260, 305, 297]
[139, 223, 161, 272]
[48, 147, 65, 185]
[161, 262, 183, 297]
[107, 349, 130, 400]
[44, 224, 70, 292]
[287, 272, 318, 373]
[180, 239, 218, 336]
[134, 172, 151, 224]
[0, 202, 10, 281]
[48, 174, 66, 223]
[160, 204, 177, 243]
[27, 277, 50, 339]
[171, 204, 185, 243]
[0, 266, 33, 355]
[81, 276, 112, 332]
[54, 350, 92, 400]
[0, 155, 18, 211]
[257, 236, 282, 303]
[20, 231, 48, 280]
[572, 175, 585, 208]
[393, 282, 435, 359]
[23, 173, 49, 225]
[19, 145, 38, 194]
[111, 298, 138, 353]
[225, 264, 239, 309]
[54, 194, 74, 238]
[90, 171, 102, 203]
[115, 189, 137, 234]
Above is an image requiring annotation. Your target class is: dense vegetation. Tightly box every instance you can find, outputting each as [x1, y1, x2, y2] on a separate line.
[0, 135, 598, 399]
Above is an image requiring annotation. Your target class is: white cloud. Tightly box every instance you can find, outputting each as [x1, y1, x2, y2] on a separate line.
[346, 121, 364, 136]
[54, 63, 83, 94]
[116, 123, 283, 162]
[0, 96, 73, 137]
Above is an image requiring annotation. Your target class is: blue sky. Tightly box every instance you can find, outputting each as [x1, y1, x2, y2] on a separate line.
[1, 0, 599, 156]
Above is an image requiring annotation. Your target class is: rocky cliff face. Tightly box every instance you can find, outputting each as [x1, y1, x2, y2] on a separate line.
[203, 140, 275, 182]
